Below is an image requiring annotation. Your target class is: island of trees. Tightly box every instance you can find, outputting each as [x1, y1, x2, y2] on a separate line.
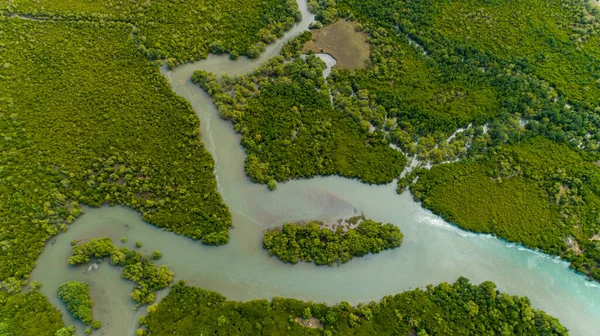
[69, 238, 173, 306]
[263, 217, 403, 265]
[57, 281, 99, 329]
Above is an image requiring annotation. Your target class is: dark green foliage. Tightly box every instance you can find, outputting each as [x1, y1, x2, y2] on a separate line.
[91, 321, 101, 330]
[263, 219, 403, 265]
[0, 17, 229, 284]
[10, 0, 301, 64]
[329, 0, 600, 155]
[10, 0, 140, 18]
[136, 0, 301, 63]
[141, 279, 567, 336]
[0, 290, 68, 336]
[193, 55, 406, 185]
[57, 281, 93, 325]
[68, 238, 174, 306]
[411, 138, 600, 281]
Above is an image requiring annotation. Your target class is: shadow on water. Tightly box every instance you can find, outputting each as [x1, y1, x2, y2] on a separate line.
[30, 1, 600, 335]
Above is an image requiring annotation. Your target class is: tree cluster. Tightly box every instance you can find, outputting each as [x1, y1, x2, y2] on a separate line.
[69, 238, 174, 306]
[193, 54, 406, 186]
[57, 281, 97, 327]
[263, 219, 403, 265]
[138, 278, 567, 336]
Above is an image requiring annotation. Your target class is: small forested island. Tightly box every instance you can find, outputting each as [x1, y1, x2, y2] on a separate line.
[263, 217, 403, 265]
[137, 279, 567, 336]
[57, 281, 98, 328]
[69, 238, 173, 306]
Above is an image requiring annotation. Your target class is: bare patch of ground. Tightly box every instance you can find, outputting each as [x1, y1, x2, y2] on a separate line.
[295, 317, 323, 329]
[292, 213, 366, 233]
[556, 184, 568, 203]
[565, 236, 582, 255]
[303, 19, 370, 69]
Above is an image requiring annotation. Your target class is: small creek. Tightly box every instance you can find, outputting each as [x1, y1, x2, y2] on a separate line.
[30, 1, 600, 335]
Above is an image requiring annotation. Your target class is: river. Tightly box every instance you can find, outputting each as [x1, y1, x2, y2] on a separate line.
[30, 1, 600, 335]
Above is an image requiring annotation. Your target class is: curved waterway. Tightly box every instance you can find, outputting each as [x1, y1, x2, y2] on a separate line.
[31, 1, 600, 335]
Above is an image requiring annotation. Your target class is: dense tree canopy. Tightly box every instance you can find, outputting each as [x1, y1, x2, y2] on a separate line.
[0, 16, 229, 287]
[140, 279, 567, 336]
[411, 137, 600, 281]
[8, 0, 301, 64]
[0, 290, 69, 336]
[57, 281, 94, 325]
[2, 0, 600, 332]
[304, 0, 600, 163]
[263, 218, 403, 265]
[193, 55, 406, 185]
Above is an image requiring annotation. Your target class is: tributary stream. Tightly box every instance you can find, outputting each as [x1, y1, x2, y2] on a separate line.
[31, 1, 600, 335]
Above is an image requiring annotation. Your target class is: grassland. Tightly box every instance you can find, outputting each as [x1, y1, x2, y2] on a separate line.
[303, 19, 370, 69]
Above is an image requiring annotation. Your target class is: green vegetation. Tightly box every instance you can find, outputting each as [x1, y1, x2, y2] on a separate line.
[91, 321, 101, 330]
[0, 290, 69, 336]
[136, 0, 301, 64]
[69, 238, 174, 306]
[411, 137, 600, 281]
[428, 0, 600, 106]
[57, 281, 94, 325]
[140, 279, 567, 335]
[295, 0, 600, 164]
[0, 16, 230, 287]
[151, 250, 162, 260]
[193, 55, 406, 185]
[10, 0, 140, 18]
[263, 219, 403, 265]
[9, 0, 301, 64]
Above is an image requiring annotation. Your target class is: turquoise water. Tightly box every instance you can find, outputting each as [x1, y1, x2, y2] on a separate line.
[30, 1, 600, 335]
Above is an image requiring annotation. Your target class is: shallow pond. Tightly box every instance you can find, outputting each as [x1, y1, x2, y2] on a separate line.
[30, 1, 600, 335]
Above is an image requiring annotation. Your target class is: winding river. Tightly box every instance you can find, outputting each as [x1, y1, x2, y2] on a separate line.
[30, 1, 600, 335]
